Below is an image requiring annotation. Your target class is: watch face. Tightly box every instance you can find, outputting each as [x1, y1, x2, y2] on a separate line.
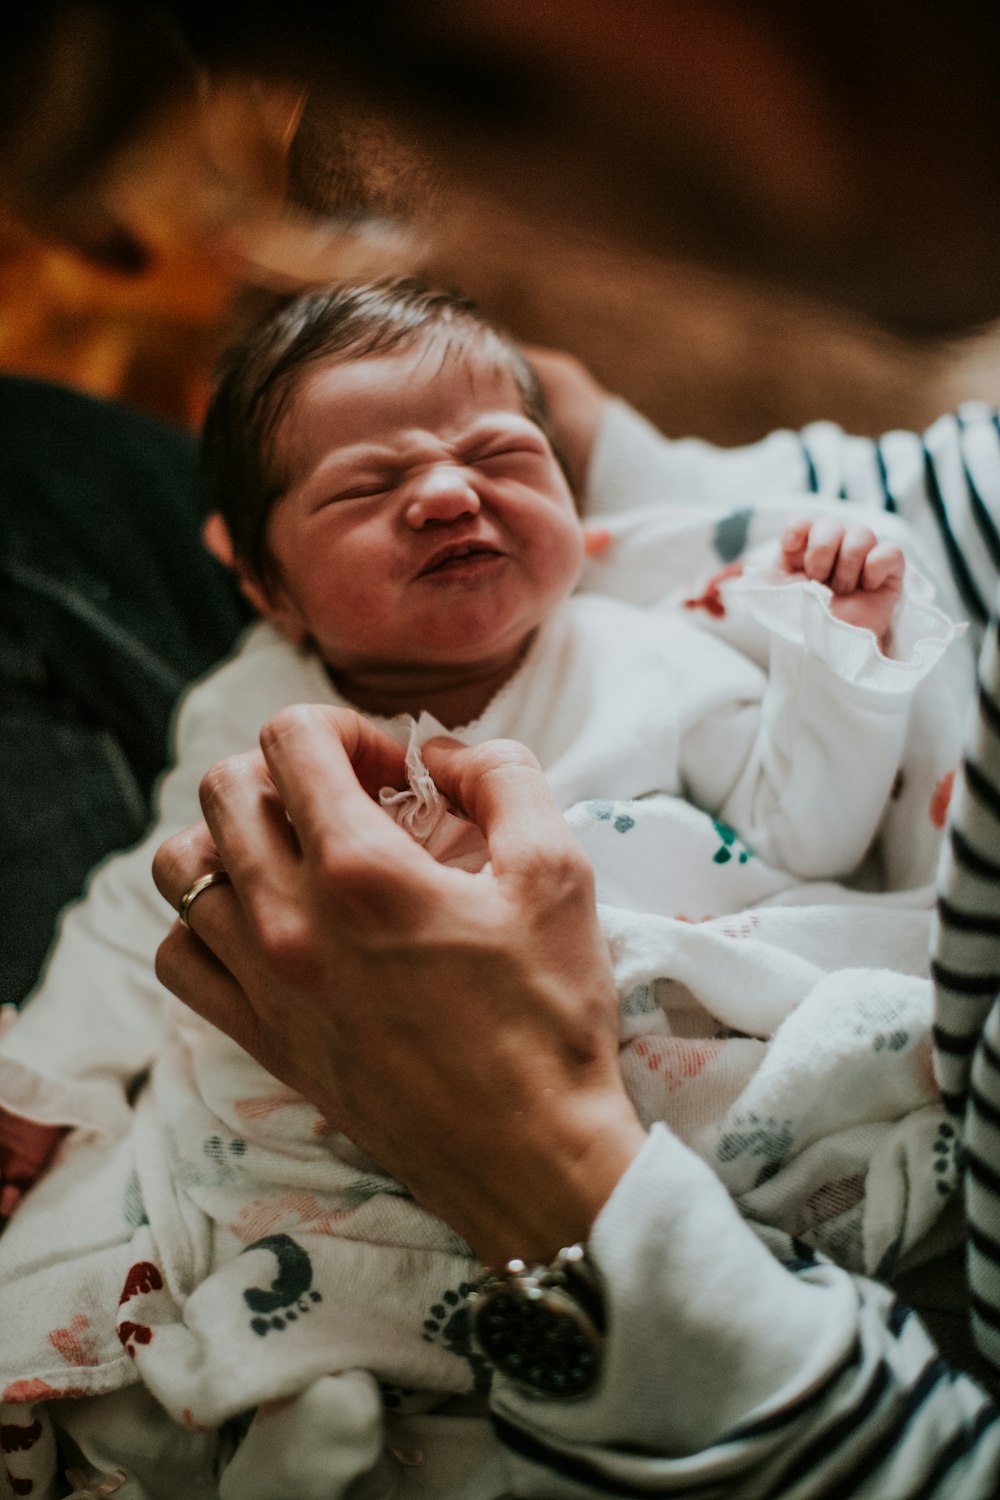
[472, 1283, 601, 1397]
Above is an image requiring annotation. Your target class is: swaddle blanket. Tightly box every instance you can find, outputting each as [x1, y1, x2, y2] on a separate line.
[0, 753, 953, 1496]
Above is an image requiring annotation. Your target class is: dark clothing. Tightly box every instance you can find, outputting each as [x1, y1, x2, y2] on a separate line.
[0, 377, 248, 1004]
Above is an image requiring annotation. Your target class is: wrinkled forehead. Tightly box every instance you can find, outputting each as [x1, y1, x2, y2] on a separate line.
[273, 330, 534, 474]
[286, 329, 528, 430]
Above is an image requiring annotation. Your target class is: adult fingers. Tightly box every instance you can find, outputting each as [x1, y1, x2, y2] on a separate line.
[155, 831, 344, 1119]
[152, 819, 226, 914]
[261, 705, 410, 806]
[522, 345, 607, 495]
[155, 922, 269, 1059]
[258, 704, 439, 900]
[197, 747, 300, 886]
[830, 525, 877, 594]
[421, 737, 585, 881]
[153, 817, 262, 982]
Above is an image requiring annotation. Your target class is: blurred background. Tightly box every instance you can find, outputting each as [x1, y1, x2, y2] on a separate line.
[4, 67, 1000, 448]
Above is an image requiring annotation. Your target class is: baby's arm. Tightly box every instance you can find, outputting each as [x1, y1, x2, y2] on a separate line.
[679, 524, 960, 880]
[0, 645, 270, 1159]
[524, 345, 609, 497]
[778, 517, 905, 646]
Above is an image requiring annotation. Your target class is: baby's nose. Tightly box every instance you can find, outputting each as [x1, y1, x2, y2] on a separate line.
[404, 464, 481, 527]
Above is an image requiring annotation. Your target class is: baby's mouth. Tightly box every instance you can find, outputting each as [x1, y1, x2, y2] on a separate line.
[418, 542, 504, 576]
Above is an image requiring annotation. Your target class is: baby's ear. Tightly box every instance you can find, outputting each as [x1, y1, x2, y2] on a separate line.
[202, 511, 309, 644]
[202, 510, 266, 611]
[202, 511, 236, 569]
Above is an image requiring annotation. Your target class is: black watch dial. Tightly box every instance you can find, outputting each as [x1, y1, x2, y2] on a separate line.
[472, 1275, 602, 1396]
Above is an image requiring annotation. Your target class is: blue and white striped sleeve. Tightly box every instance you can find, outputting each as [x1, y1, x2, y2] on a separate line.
[932, 598, 1000, 1373]
[799, 406, 1000, 646]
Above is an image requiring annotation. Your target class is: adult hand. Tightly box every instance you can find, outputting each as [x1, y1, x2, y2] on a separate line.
[524, 346, 609, 500]
[153, 706, 646, 1266]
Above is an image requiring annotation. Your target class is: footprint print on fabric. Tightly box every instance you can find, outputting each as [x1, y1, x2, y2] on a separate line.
[712, 508, 754, 563]
[379, 1381, 419, 1412]
[931, 1121, 962, 1200]
[47, 1314, 101, 1369]
[0, 1416, 43, 1494]
[717, 1114, 795, 1187]
[122, 1170, 148, 1232]
[240, 1233, 322, 1337]
[0, 1421, 42, 1455]
[1, 1416, 45, 1500]
[873, 1030, 909, 1053]
[621, 985, 660, 1020]
[203, 1135, 248, 1183]
[421, 1283, 493, 1396]
[116, 1260, 164, 1358]
[588, 800, 636, 834]
[164, 1124, 248, 1192]
[712, 819, 753, 866]
[683, 562, 745, 619]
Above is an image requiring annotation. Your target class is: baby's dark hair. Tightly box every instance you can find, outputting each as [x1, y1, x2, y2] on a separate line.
[201, 277, 561, 589]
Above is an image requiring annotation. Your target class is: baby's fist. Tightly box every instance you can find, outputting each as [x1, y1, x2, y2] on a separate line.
[779, 517, 905, 646]
[0, 1108, 65, 1226]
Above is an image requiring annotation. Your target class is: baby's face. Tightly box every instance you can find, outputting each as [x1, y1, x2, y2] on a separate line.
[261, 338, 584, 685]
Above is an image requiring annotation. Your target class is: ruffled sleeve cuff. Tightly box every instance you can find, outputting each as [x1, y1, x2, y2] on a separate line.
[727, 564, 965, 696]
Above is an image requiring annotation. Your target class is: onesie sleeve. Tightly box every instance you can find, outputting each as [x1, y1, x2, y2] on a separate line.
[490, 1125, 1000, 1499]
[0, 636, 272, 1141]
[677, 563, 963, 880]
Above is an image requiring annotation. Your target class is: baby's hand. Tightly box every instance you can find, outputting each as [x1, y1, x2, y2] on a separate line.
[0, 1107, 65, 1228]
[779, 517, 905, 646]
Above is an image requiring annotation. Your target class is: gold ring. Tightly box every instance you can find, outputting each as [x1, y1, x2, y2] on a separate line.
[177, 870, 230, 928]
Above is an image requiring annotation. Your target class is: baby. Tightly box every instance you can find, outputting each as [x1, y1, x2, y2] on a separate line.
[0, 279, 963, 1500]
[200, 279, 904, 731]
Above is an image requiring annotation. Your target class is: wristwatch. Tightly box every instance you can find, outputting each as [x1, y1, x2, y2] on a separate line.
[470, 1243, 605, 1397]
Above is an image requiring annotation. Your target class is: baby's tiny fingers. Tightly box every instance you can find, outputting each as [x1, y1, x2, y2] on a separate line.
[803, 519, 846, 581]
[0, 1182, 22, 1221]
[779, 517, 811, 572]
[830, 525, 877, 594]
[861, 541, 906, 592]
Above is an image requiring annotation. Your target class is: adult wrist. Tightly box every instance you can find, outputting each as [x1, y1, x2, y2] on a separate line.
[464, 1095, 647, 1269]
[490, 1125, 857, 1454]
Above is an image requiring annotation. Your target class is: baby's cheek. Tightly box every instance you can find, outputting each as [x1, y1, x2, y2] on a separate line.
[548, 516, 587, 591]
